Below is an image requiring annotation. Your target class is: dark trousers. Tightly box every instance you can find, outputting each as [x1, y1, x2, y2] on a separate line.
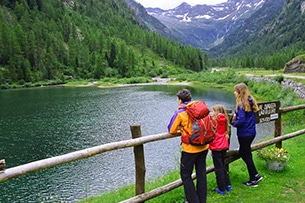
[180, 150, 208, 203]
[238, 135, 258, 181]
[211, 150, 231, 191]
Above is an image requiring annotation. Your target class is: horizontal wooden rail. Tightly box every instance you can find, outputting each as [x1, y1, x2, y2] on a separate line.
[120, 128, 305, 203]
[280, 104, 305, 113]
[119, 165, 216, 203]
[0, 132, 180, 183]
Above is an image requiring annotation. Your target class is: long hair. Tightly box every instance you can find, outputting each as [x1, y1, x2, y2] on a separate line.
[234, 83, 259, 112]
[212, 104, 230, 136]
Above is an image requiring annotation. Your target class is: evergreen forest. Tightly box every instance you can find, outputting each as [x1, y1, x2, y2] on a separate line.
[0, 0, 209, 87]
[1, 0, 305, 88]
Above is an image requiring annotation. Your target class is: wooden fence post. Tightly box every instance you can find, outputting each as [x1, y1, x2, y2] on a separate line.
[274, 113, 282, 148]
[275, 102, 282, 148]
[0, 159, 5, 173]
[130, 125, 146, 202]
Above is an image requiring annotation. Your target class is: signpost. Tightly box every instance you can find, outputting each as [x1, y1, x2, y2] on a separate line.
[256, 100, 281, 148]
[256, 101, 280, 124]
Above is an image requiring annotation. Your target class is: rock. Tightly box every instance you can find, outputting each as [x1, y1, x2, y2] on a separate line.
[284, 55, 305, 73]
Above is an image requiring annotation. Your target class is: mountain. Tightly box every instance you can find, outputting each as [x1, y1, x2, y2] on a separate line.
[125, 0, 171, 38]
[207, 0, 305, 70]
[209, 0, 286, 58]
[209, 0, 305, 59]
[145, 0, 267, 51]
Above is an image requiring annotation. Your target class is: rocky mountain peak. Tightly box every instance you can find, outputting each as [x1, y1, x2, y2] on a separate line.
[145, 0, 266, 50]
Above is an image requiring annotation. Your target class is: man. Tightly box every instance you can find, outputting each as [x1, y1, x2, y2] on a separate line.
[168, 89, 208, 203]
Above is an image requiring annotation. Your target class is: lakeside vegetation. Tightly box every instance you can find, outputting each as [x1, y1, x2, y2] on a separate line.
[77, 71, 305, 203]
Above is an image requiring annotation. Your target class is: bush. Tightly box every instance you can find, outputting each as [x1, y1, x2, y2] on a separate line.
[1, 83, 9, 89]
[273, 75, 284, 83]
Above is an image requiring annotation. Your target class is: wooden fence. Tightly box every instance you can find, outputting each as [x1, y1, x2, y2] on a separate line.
[0, 103, 305, 202]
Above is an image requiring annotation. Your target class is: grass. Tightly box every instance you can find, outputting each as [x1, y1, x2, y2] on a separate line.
[78, 123, 305, 203]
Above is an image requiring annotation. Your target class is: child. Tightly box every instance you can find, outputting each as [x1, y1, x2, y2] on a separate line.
[209, 104, 232, 195]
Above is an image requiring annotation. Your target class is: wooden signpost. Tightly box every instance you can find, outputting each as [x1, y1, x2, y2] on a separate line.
[256, 101, 280, 124]
[256, 101, 282, 148]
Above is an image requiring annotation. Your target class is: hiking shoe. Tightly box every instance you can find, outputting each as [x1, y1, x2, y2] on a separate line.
[226, 185, 232, 192]
[216, 188, 226, 195]
[242, 180, 258, 187]
[255, 174, 263, 182]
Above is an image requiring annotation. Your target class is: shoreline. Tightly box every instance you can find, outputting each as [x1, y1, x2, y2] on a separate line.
[97, 81, 192, 88]
[73, 77, 192, 88]
[0, 79, 192, 90]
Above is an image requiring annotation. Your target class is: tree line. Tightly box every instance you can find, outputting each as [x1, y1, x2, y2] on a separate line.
[0, 0, 209, 86]
[1, 0, 304, 88]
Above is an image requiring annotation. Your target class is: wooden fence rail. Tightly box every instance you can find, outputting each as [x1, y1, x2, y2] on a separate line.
[0, 104, 304, 201]
[0, 132, 179, 182]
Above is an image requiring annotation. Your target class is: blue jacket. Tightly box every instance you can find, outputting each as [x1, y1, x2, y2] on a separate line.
[232, 97, 256, 137]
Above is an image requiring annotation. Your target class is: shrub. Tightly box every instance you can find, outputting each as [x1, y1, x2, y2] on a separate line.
[273, 75, 284, 83]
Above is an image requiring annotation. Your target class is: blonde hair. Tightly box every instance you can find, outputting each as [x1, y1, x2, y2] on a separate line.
[212, 104, 230, 136]
[234, 83, 259, 112]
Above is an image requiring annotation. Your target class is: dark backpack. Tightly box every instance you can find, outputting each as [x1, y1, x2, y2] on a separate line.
[181, 101, 216, 146]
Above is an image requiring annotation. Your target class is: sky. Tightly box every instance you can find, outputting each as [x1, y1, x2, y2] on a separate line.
[135, 0, 228, 10]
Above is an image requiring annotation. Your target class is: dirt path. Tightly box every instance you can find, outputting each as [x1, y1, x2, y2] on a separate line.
[267, 74, 305, 80]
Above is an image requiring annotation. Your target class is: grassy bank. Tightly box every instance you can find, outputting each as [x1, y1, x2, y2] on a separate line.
[78, 123, 305, 203]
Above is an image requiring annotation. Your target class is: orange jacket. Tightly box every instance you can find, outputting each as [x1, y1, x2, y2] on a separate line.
[168, 101, 209, 153]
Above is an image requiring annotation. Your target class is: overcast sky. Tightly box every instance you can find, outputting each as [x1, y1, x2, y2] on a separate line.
[135, 0, 228, 10]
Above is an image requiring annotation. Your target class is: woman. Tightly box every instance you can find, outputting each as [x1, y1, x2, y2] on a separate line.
[231, 83, 263, 187]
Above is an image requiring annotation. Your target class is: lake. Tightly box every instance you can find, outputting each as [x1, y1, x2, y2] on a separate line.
[0, 84, 273, 202]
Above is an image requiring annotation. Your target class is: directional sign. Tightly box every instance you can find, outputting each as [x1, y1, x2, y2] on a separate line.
[255, 101, 280, 123]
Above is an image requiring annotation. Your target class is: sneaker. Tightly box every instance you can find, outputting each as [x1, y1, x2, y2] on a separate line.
[216, 188, 226, 195]
[242, 180, 258, 187]
[226, 185, 232, 192]
[255, 174, 263, 182]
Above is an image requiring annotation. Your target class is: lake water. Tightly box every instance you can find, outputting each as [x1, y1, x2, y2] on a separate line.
[0, 84, 273, 202]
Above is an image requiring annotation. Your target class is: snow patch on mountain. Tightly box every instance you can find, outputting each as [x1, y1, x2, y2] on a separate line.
[145, 0, 266, 50]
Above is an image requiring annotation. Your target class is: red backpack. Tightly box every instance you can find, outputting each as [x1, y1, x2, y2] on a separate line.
[181, 101, 216, 146]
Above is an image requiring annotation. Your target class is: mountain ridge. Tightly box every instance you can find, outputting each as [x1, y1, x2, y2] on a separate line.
[144, 0, 267, 51]
[209, 0, 286, 58]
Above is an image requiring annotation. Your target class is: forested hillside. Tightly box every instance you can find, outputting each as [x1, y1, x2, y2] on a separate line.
[209, 0, 305, 70]
[0, 0, 208, 87]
